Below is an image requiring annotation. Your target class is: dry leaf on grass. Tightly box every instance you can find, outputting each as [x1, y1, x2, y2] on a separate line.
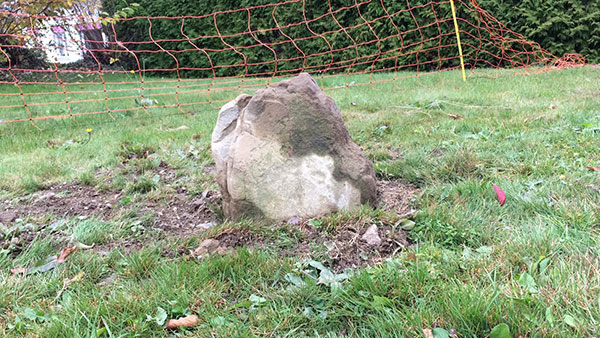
[57, 246, 77, 263]
[171, 125, 189, 131]
[422, 329, 434, 338]
[585, 166, 600, 171]
[10, 246, 78, 275]
[166, 315, 199, 329]
[447, 113, 463, 120]
[73, 241, 94, 249]
[10, 267, 27, 274]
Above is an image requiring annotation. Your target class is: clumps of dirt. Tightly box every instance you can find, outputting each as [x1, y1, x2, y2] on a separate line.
[141, 189, 221, 238]
[0, 179, 220, 253]
[377, 179, 418, 215]
[188, 220, 410, 273]
[214, 227, 257, 248]
[290, 220, 409, 272]
[190, 228, 258, 258]
[187, 179, 418, 272]
[155, 162, 181, 186]
[1, 182, 116, 219]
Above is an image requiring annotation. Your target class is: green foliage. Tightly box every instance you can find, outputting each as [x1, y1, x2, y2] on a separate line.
[1, 69, 600, 336]
[477, 0, 599, 63]
[0, 0, 74, 69]
[101, 0, 597, 78]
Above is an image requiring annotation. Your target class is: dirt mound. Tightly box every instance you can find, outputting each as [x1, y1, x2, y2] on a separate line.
[377, 179, 417, 215]
[187, 179, 418, 272]
[139, 189, 221, 238]
[3, 182, 115, 219]
[2, 172, 417, 272]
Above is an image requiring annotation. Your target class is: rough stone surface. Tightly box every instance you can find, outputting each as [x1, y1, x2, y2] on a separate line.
[361, 224, 382, 246]
[211, 73, 377, 221]
[192, 239, 228, 257]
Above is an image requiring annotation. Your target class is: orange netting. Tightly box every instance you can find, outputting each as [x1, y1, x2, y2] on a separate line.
[0, 0, 586, 128]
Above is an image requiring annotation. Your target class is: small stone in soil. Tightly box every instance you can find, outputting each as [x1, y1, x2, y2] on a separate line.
[361, 224, 382, 246]
[196, 221, 218, 231]
[192, 239, 229, 257]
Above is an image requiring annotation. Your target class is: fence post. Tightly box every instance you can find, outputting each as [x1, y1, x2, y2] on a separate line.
[450, 0, 467, 82]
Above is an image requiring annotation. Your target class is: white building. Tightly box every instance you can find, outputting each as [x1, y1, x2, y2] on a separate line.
[33, 16, 107, 64]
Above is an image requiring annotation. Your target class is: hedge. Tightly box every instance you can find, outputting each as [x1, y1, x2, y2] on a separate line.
[102, 0, 599, 77]
[477, 0, 599, 64]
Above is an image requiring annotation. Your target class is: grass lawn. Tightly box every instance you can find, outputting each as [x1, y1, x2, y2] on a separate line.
[0, 67, 599, 336]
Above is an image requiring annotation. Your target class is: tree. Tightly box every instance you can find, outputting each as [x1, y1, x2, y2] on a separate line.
[0, 0, 75, 67]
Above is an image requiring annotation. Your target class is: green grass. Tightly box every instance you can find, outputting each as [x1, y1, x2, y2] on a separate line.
[1, 67, 600, 336]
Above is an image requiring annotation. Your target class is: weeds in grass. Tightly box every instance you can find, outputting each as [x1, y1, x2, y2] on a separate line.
[73, 218, 119, 245]
[0, 69, 599, 336]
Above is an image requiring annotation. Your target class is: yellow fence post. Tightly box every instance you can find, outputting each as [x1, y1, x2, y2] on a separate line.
[450, 0, 467, 82]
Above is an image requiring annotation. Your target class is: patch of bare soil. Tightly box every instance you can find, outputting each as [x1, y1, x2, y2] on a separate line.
[2, 173, 417, 273]
[377, 179, 418, 215]
[0, 164, 220, 253]
[188, 179, 418, 272]
[141, 189, 221, 237]
[0, 183, 219, 233]
[2, 182, 115, 219]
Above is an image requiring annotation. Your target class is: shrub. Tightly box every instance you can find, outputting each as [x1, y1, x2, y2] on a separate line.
[102, 0, 598, 77]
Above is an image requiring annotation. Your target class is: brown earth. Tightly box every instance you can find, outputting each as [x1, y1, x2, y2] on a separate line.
[1, 166, 418, 271]
[183, 179, 418, 272]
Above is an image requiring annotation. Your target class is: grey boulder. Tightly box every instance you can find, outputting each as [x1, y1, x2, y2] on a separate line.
[211, 73, 377, 221]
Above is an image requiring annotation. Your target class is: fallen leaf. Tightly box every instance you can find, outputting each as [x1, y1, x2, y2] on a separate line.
[57, 246, 77, 263]
[585, 166, 600, 171]
[172, 125, 189, 131]
[155, 307, 168, 326]
[14, 246, 78, 276]
[399, 219, 416, 231]
[447, 113, 463, 120]
[423, 328, 433, 338]
[73, 241, 94, 250]
[493, 184, 506, 206]
[432, 328, 451, 338]
[564, 314, 578, 328]
[166, 315, 199, 329]
[10, 267, 27, 274]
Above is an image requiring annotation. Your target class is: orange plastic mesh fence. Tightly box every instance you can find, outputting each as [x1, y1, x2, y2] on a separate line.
[0, 0, 586, 128]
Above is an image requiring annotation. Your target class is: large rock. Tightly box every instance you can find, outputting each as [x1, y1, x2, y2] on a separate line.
[211, 73, 377, 221]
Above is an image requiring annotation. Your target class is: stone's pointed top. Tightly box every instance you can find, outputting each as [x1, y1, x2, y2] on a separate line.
[272, 72, 320, 95]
